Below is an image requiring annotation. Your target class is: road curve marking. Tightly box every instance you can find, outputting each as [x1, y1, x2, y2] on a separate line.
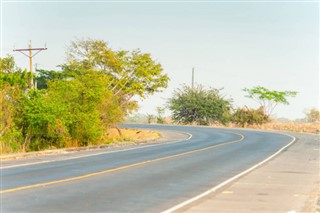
[0, 131, 243, 194]
[1, 131, 193, 170]
[162, 133, 296, 213]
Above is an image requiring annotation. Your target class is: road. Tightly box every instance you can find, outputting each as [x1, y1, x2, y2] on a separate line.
[1, 124, 294, 212]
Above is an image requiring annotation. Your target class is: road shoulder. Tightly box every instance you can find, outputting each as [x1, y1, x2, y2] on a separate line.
[179, 132, 319, 213]
[0, 129, 189, 168]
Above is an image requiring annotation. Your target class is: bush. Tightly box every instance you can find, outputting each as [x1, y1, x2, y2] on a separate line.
[168, 85, 232, 125]
[232, 107, 269, 127]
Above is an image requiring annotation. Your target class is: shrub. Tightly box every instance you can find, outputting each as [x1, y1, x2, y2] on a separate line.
[232, 107, 269, 127]
[168, 85, 232, 125]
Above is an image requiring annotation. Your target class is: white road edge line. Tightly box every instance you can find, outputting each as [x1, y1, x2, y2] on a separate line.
[162, 132, 296, 213]
[1, 131, 192, 170]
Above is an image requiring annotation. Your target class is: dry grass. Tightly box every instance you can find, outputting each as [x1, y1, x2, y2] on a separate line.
[212, 121, 320, 134]
[0, 128, 161, 159]
[251, 122, 320, 134]
[103, 128, 161, 144]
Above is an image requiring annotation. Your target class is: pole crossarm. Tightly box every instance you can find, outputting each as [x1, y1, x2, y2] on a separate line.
[13, 48, 47, 58]
[13, 42, 47, 89]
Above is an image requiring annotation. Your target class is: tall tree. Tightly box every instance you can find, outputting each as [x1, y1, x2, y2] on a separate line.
[65, 39, 169, 105]
[0, 56, 31, 152]
[0, 39, 169, 153]
[243, 86, 297, 116]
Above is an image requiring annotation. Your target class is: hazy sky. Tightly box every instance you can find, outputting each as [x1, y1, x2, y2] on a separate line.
[1, 1, 319, 120]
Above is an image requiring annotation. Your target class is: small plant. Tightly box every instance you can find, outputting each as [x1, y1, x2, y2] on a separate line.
[156, 107, 165, 124]
[147, 114, 155, 124]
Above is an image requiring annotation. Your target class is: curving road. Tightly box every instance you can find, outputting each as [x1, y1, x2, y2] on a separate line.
[1, 124, 294, 212]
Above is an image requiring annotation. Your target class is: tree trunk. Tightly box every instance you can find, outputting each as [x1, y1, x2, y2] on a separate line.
[111, 125, 122, 136]
[0, 123, 11, 136]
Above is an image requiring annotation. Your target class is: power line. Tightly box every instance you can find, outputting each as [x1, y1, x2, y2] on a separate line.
[13, 41, 47, 89]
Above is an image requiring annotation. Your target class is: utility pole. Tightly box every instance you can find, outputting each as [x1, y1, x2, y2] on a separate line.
[192, 67, 195, 89]
[13, 41, 47, 88]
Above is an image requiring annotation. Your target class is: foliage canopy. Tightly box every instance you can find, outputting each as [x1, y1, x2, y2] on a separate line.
[65, 38, 169, 99]
[168, 85, 232, 125]
[1, 39, 169, 153]
[243, 86, 297, 116]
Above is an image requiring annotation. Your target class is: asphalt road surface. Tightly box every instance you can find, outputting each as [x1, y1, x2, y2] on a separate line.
[1, 124, 294, 212]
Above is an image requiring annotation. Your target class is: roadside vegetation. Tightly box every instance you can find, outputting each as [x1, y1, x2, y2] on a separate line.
[1, 39, 317, 154]
[104, 128, 160, 144]
[242, 121, 319, 134]
[168, 85, 232, 125]
[1, 39, 168, 154]
[146, 85, 318, 133]
[167, 84, 298, 127]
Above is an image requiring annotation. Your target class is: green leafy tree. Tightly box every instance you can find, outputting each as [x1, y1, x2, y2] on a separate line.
[0, 55, 15, 73]
[0, 85, 25, 152]
[232, 107, 269, 127]
[243, 86, 297, 116]
[0, 56, 31, 152]
[35, 69, 67, 89]
[17, 70, 124, 151]
[16, 89, 61, 151]
[65, 38, 169, 104]
[0, 56, 31, 88]
[0, 39, 169, 153]
[168, 85, 232, 125]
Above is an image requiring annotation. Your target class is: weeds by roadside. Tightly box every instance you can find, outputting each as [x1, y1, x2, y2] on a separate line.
[1, 128, 160, 155]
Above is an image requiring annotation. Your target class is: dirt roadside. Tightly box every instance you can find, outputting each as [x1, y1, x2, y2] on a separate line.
[0, 129, 189, 164]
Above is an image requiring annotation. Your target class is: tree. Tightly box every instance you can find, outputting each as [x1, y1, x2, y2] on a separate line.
[0, 56, 31, 152]
[1, 55, 15, 74]
[243, 86, 297, 116]
[35, 69, 67, 89]
[0, 56, 31, 88]
[16, 70, 125, 150]
[168, 85, 232, 125]
[0, 39, 169, 153]
[305, 108, 320, 123]
[65, 38, 169, 105]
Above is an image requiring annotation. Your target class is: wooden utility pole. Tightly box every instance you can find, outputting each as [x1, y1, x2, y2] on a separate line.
[192, 67, 195, 89]
[13, 41, 47, 88]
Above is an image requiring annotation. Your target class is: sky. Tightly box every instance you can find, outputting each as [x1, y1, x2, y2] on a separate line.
[1, 0, 319, 120]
